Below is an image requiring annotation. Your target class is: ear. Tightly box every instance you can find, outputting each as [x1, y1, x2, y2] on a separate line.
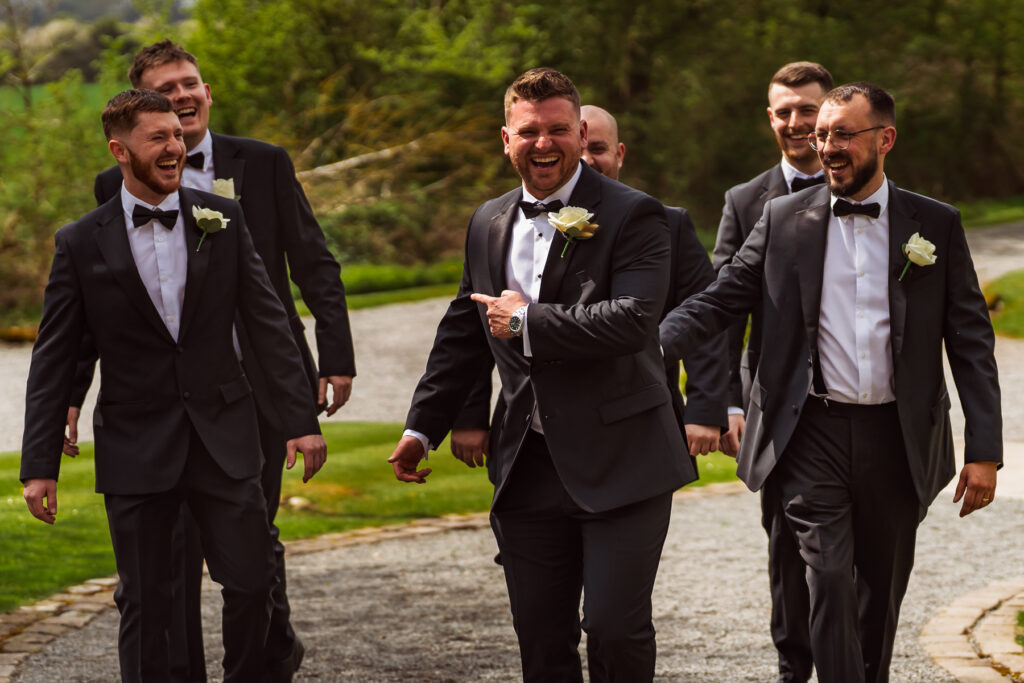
[501, 126, 511, 156]
[204, 82, 212, 106]
[766, 105, 775, 125]
[579, 118, 588, 147]
[879, 126, 897, 154]
[616, 142, 626, 171]
[109, 138, 129, 164]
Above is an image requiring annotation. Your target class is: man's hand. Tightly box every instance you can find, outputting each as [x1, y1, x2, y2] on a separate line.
[24, 478, 58, 524]
[720, 413, 745, 458]
[63, 406, 80, 457]
[318, 375, 353, 416]
[451, 428, 489, 468]
[952, 461, 997, 517]
[388, 436, 432, 483]
[684, 424, 720, 456]
[286, 434, 327, 483]
[470, 290, 527, 338]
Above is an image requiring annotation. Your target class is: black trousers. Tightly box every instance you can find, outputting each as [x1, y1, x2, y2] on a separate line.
[761, 483, 813, 682]
[104, 427, 275, 683]
[490, 430, 673, 683]
[167, 409, 298, 682]
[766, 398, 921, 683]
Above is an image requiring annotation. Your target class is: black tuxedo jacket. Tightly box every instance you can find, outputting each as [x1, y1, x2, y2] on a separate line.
[662, 181, 1002, 506]
[90, 132, 353, 426]
[711, 164, 789, 407]
[21, 188, 319, 495]
[452, 205, 728, 440]
[407, 163, 696, 513]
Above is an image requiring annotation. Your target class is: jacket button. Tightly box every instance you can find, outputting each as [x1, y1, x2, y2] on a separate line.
[183, 391, 191, 400]
[176, 346, 184, 354]
[792, 405, 799, 414]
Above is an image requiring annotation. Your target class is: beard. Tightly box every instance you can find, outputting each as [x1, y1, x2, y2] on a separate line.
[125, 145, 182, 197]
[824, 150, 878, 198]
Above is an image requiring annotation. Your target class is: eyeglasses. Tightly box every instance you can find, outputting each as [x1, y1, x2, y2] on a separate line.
[808, 126, 884, 151]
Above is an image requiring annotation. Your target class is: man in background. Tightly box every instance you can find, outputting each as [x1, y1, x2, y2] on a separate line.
[71, 40, 355, 682]
[711, 61, 833, 682]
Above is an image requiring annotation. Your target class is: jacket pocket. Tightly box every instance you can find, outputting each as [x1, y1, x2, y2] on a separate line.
[220, 375, 253, 404]
[599, 383, 669, 424]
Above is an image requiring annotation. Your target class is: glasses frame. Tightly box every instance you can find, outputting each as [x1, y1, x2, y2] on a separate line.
[808, 125, 885, 151]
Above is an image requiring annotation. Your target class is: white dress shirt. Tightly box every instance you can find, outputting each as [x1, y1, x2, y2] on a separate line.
[121, 186, 187, 340]
[181, 129, 215, 192]
[403, 163, 584, 455]
[817, 178, 896, 404]
[508, 162, 583, 356]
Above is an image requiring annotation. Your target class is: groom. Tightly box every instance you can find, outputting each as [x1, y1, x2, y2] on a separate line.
[660, 82, 1001, 681]
[21, 89, 325, 682]
[389, 68, 694, 681]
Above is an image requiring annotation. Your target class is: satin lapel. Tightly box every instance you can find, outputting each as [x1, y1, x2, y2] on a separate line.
[92, 198, 175, 342]
[888, 182, 918, 356]
[539, 163, 602, 303]
[795, 187, 831, 353]
[759, 164, 789, 204]
[211, 133, 245, 198]
[178, 188, 212, 341]
[487, 193, 519, 294]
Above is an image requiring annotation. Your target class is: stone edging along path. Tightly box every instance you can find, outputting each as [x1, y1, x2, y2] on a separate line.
[2, 480, 1022, 682]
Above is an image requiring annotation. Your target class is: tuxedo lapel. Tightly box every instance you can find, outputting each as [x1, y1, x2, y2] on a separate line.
[760, 164, 789, 204]
[795, 187, 831, 354]
[539, 163, 602, 303]
[93, 198, 176, 343]
[887, 182, 919, 356]
[178, 188, 213, 341]
[211, 133, 245, 198]
[487, 194, 519, 294]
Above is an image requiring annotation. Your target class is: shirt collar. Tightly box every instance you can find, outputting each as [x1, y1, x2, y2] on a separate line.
[780, 156, 823, 188]
[521, 161, 584, 208]
[829, 174, 889, 216]
[188, 129, 214, 170]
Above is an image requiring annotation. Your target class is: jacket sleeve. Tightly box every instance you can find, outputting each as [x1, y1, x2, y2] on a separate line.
[711, 188, 750, 407]
[273, 147, 356, 378]
[672, 209, 728, 428]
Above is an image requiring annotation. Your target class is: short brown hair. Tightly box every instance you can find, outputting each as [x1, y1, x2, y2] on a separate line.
[102, 89, 175, 140]
[504, 67, 580, 122]
[769, 61, 833, 97]
[825, 82, 896, 126]
[128, 40, 199, 88]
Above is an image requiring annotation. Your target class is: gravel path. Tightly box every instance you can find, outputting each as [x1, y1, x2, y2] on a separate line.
[5, 220, 1024, 681]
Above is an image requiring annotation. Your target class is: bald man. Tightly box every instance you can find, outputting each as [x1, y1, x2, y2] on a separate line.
[450, 105, 728, 468]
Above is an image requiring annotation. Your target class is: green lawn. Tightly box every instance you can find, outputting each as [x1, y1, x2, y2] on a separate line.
[2, 421, 737, 612]
[959, 194, 1024, 228]
[984, 269, 1024, 338]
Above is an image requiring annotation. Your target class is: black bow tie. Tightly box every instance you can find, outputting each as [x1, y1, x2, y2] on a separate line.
[833, 199, 881, 219]
[790, 175, 825, 193]
[132, 205, 179, 229]
[519, 199, 564, 219]
[185, 152, 204, 170]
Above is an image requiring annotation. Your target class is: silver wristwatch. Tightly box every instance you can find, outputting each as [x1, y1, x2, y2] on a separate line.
[508, 305, 528, 337]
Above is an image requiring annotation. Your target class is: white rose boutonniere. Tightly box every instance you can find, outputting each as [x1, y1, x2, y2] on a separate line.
[212, 178, 237, 200]
[899, 232, 937, 281]
[192, 206, 230, 252]
[547, 206, 599, 258]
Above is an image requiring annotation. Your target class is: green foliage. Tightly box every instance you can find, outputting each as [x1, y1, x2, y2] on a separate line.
[984, 269, 1024, 339]
[958, 195, 1024, 229]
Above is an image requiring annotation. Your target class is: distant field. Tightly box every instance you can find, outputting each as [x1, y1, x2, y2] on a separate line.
[0, 81, 109, 112]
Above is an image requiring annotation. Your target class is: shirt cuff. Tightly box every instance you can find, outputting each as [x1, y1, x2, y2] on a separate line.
[401, 429, 432, 460]
[521, 304, 532, 357]
[727, 406, 745, 416]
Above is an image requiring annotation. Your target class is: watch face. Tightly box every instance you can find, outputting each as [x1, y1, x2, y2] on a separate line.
[509, 315, 523, 334]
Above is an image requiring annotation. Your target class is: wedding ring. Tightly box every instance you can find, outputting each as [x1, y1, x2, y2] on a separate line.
[982, 498, 991, 502]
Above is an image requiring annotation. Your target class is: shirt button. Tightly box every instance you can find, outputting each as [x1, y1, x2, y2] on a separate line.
[862, 393, 868, 399]
[167, 315, 175, 322]
[858, 271, 864, 277]
[162, 276, 169, 282]
[157, 237, 164, 243]
[857, 229, 863, 235]
[858, 312, 865, 319]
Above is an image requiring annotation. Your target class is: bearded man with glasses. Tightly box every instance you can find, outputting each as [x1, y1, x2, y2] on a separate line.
[661, 81, 1001, 682]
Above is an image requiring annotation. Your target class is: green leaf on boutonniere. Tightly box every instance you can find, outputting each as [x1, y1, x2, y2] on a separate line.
[192, 205, 230, 252]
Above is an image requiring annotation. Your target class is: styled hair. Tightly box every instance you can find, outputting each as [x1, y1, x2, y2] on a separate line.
[769, 61, 833, 96]
[102, 89, 175, 140]
[128, 39, 199, 88]
[504, 67, 580, 121]
[825, 82, 896, 126]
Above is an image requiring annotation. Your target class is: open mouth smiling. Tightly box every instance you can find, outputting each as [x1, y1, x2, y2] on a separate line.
[156, 158, 180, 172]
[176, 106, 197, 120]
[531, 156, 559, 168]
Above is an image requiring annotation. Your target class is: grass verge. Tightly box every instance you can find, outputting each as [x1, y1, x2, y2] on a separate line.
[983, 269, 1024, 338]
[959, 194, 1024, 229]
[1, 421, 737, 612]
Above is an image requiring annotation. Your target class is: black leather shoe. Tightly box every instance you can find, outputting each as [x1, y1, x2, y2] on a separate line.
[264, 637, 305, 683]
